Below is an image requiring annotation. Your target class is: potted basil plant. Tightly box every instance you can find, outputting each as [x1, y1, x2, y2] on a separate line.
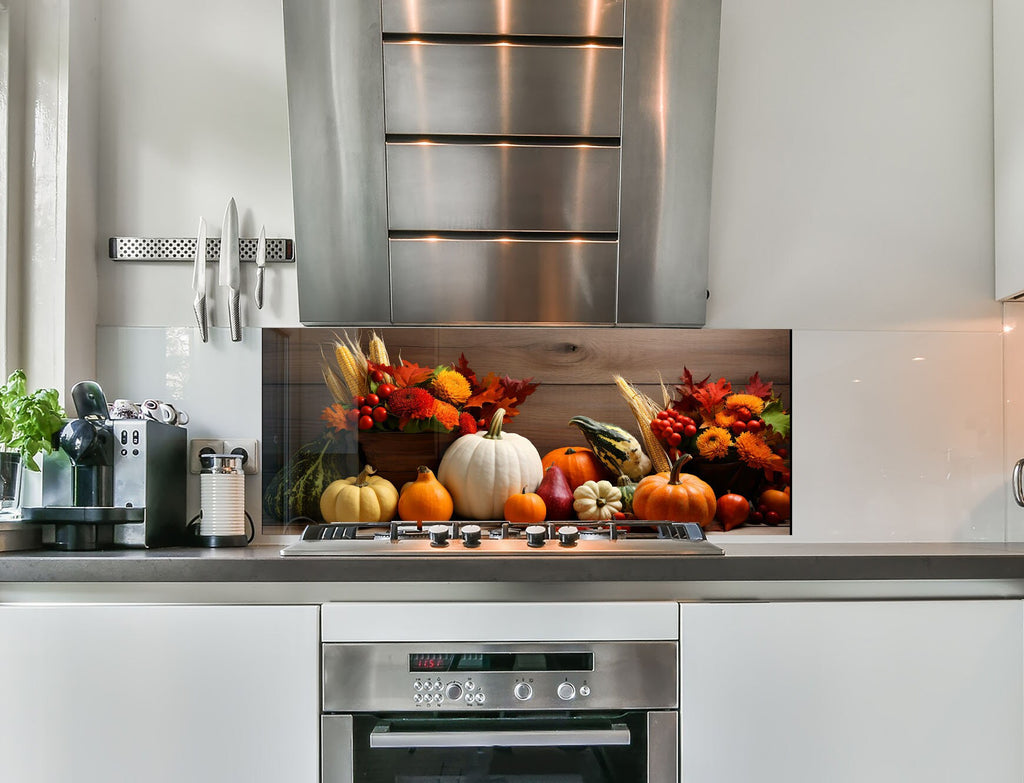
[0, 370, 65, 513]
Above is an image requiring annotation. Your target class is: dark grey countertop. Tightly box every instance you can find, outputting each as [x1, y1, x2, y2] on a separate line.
[2, 541, 1024, 584]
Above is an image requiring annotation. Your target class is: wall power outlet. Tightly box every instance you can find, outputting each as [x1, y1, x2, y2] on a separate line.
[188, 438, 260, 475]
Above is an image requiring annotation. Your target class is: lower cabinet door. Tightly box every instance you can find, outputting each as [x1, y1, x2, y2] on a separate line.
[679, 600, 1024, 783]
[0, 604, 319, 783]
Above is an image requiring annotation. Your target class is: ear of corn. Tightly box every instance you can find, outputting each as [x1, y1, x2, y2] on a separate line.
[367, 332, 393, 384]
[613, 375, 671, 473]
[332, 332, 369, 398]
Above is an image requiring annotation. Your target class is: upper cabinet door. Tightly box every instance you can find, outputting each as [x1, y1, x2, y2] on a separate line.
[995, 0, 1024, 300]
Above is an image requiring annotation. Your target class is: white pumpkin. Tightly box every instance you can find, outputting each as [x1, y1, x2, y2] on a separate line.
[437, 408, 543, 519]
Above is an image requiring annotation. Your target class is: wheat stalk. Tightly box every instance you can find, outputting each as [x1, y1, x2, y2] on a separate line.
[613, 374, 671, 473]
[320, 362, 350, 404]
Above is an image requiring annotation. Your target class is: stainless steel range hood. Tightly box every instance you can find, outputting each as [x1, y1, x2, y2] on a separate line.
[284, 0, 721, 326]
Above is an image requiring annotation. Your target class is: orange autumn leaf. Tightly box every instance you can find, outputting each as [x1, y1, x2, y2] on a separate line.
[388, 360, 434, 388]
[321, 403, 350, 433]
[465, 373, 504, 408]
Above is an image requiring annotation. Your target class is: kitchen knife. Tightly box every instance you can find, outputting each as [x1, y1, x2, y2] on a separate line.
[219, 197, 241, 342]
[254, 224, 266, 310]
[192, 217, 209, 342]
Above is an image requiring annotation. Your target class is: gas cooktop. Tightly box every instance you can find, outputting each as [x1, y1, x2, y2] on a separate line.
[280, 520, 723, 557]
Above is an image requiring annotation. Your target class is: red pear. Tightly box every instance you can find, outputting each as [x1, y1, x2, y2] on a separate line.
[535, 464, 574, 521]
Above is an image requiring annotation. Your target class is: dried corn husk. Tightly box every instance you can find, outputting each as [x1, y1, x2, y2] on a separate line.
[321, 363, 350, 404]
[613, 374, 671, 473]
[367, 331, 393, 383]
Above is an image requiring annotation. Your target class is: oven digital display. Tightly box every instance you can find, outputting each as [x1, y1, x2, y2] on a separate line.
[409, 652, 594, 673]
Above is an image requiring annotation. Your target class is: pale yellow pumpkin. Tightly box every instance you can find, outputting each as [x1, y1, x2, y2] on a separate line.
[437, 408, 543, 520]
[320, 465, 399, 523]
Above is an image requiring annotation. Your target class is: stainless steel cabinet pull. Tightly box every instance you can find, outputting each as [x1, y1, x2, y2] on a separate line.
[369, 723, 631, 749]
[1013, 458, 1024, 507]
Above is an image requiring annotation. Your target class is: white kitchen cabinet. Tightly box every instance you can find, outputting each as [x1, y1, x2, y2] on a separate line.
[680, 601, 1023, 783]
[0, 604, 319, 783]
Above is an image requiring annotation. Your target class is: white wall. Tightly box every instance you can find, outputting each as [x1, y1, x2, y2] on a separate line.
[91, 0, 1007, 542]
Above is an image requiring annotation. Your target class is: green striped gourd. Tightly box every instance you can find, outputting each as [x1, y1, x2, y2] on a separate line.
[568, 415, 652, 482]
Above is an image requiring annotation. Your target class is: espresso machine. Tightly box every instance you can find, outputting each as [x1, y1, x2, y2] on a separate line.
[22, 381, 187, 550]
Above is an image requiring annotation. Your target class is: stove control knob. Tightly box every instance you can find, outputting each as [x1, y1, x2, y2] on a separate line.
[514, 682, 533, 701]
[461, 524, 482, 548]
[556, 525, 579, 547]
[445, 682, 464, 701]
[557, 682, 576, 701]
[428, 524, 450, 547]
[525, 525, 547, 548]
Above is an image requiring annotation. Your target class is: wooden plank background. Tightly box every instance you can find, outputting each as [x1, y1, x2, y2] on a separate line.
[262, 327, 791, 526]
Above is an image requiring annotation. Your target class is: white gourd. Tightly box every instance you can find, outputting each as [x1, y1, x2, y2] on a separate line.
[437, 408, 544, 520]
[572, 480, 623, 521]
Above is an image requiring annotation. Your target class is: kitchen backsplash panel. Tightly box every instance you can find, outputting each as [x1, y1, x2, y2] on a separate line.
[93, 325, 1007, 542]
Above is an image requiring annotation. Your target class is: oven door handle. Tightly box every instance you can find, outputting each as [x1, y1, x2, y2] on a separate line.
[369, 723, 632, 749]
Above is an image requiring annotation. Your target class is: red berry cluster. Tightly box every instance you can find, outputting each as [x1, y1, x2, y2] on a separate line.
[650, 410, 698, 461]
[728, 406, 766, 436]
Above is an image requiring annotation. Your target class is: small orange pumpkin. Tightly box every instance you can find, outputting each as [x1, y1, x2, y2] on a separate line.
[504, 487, 547, 525]
[398, 466, 454, 522]
[632, 455, 717, 528]
[541, 447, 611, 491]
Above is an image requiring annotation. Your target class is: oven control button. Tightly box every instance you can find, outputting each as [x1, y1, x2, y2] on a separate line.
[465, 693, 474, 705]
[465, 680, 475, 691]
[414, 694, 423, 705]
[461, 524, 482, 548]
[474, 692, 486, 704]
[557, 682, 576, 701]
[413, 680, 423, 691]
[428, 524, 450, 547]
[579, 685, 591, 697]
[513, 682, 533, 701]
[525, 525, 547, 547]
[434, 693, 443, 704]
[556, 525, 579, 546]
[445, 682, 464, 701]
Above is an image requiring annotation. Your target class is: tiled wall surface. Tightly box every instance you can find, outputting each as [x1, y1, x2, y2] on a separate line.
[91, 0, 1010, 542]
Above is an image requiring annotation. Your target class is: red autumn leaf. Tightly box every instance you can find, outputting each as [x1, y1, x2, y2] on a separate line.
[454, 353, 478, 389]
[744, 372, 773, 399]
[692, 377, 732, 415]
[499, 376, 539, 408]
[387, 359, 434, 388]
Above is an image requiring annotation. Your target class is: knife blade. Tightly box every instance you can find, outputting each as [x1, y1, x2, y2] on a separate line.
[191, 217, 209, 342]
[254, 224, 266, 310]
[219, 197, 241, 342]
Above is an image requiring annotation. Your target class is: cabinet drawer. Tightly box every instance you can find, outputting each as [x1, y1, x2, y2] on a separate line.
[386, 142, 621, 231]
[390, 238, 617, 323]
[382, 0, 625, 37]
[384, 42, 623, 137]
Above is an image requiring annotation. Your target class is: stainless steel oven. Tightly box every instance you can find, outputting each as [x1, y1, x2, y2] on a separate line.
[321, 640, 678, 783]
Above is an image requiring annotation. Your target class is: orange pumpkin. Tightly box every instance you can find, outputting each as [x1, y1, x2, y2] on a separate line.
[541, 447, 611, 491]
[504, 487, 547, 525]
[398, 466, 454, 522]
[632, 455, 717, 528]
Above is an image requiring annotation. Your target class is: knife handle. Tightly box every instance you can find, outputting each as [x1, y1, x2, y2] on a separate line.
[193, 295, 209, 343]
[229, 289, 242, 342]
[254, 267, 265, 310]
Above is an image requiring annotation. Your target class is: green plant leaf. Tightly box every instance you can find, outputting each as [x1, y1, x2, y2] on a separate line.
[0, 370, 65, 470]
[761, 399, 791, 439]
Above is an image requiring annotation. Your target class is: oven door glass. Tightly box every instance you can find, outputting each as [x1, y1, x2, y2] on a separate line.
[327, 712, 667, 783]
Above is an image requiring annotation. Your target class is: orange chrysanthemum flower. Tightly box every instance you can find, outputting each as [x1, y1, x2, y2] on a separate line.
[714, 411, 738, 428]
[726, 394, 765, 415]
[431, 369, 472, 406]
[735, 431, 787, 477]
[695, 426, 732, 460]
[321, 403, 350, 433]
[431, 399, 460, 430]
